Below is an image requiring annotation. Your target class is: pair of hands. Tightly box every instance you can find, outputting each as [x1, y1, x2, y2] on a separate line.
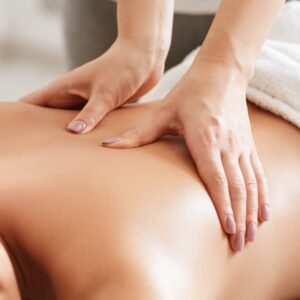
[20, 39, 270, 252]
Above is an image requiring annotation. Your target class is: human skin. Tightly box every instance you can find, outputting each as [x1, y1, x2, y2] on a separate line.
[20, 0, 286, 251]
[103, 0, 287, 251]
[0, 101, 299, 299]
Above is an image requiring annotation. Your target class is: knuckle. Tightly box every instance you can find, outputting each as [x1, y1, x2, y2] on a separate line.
[226, 129, 236, 150]
[211, 171, 227, 188]
[208, 115, 223, 128]
[222, 204, 232, 214]
[231, 181, 246, 198]
[82, 106, 98, 124]
[247, 210, 258, 223]
[125, 127, 143, 139]
[236, 217, 246, 231]
[197, 126, 218, 147]
[100, 91, 115, 110]
[93, 83, 116, 102]
[245, 178, 258, 193]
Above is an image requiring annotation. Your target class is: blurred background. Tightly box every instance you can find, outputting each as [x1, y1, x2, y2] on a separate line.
[0, 0, 295, 101]
[0, 0, 65, 100]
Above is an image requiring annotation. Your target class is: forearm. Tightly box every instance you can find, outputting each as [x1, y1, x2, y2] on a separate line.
[195, 0, 285, 79]
[117, 0, 174, 63]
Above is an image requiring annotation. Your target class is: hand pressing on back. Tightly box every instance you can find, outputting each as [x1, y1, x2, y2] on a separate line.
[19, 39, 165, 134]
[101, 58, 270, 252]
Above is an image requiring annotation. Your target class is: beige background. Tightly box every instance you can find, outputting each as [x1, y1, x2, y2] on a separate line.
[0, 0, 65, 100]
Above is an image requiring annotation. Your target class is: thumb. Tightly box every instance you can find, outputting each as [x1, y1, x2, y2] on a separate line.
[102, 108, 171, 148]
[19, 73, 85, 109]
[19, 84, 57, 107]
[67, 94, 111, 134]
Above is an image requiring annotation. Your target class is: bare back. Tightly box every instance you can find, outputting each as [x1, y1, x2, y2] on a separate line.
[0, 101, 299, 300]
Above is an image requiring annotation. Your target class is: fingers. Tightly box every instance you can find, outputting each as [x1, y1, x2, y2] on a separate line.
[220, 150, 267, 251]
[188, 133, 263, 251]
[251, 151, 270, 223]
[20, 72, 117, 134]
[222, 154, 247, 251]
[102, 107, 171, 148]
[239, 155, 258, 243]
[187, 145, 236, 236]
[67, 94, 111, 134]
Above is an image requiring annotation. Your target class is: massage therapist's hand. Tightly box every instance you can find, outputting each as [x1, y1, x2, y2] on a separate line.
[102, 58, 270, 252]
[19, 39, 164, 133]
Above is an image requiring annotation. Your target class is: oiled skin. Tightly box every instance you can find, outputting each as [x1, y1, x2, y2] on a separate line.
[0, 101, 299, 300]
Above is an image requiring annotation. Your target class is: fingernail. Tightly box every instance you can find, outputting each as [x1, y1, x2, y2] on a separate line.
[261, 204, 270, 222]
[102, 136, 123, 145]
[246, 222, 256, 242]
[225, 215, 236, 234]
[234, 232, 245, 252]
[67, 120, 86, 134]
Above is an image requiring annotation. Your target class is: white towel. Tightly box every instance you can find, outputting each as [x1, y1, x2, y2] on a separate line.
[140, 1, 300, 129]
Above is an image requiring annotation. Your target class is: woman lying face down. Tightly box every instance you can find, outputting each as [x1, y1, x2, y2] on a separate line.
[0, 100, 299, 299]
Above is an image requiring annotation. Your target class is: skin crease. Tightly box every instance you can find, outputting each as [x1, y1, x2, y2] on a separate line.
[19, 0, 286, 252]
[0, 101, 299, 299]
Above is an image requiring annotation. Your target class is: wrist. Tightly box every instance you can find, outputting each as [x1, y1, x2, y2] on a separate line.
[196, 40, 255, 82]
[192, 53, 253, 87]
[115, 37, 166, 73]
[116, 0, 173, 68]
[186, 57, 249, 98]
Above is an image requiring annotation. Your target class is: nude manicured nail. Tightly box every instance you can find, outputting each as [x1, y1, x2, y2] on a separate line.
[102, 136, 123, 145]
[234, 232, 245, 252]
[261, 204, 270, 222]
[226, 215, 236, 234]
[67, 120, 86, 134]
[246, 222, 256, 242]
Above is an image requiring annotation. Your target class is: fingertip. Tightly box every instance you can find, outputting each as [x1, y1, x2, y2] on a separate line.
[230, 232, 245, 252]
[225, 215, 236, 234]
[18, 94, 35, 104]
[260, 204, 270, 222]
[18, 97, 27, 103]
[245, 222, 257, 242]
[67, 119, 87, 134]
[102, 136, 123, 146]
